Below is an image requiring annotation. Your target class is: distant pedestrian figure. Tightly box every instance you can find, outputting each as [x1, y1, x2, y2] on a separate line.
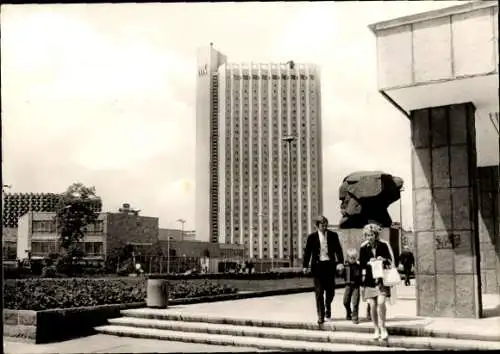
[398, 246, 415, 286]
[343, 248, 362, 324]
[303, 216, 345, 324]
[135, 263, 144, 275]
[247, 260, 254, 274]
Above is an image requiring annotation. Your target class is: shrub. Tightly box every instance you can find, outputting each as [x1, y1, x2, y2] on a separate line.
[4, 278, 237, 311]
[41, 266, 57, 278]
[31, 260, 44, 276]
[169, 280, 235, 299]
[55, 255, 73, 276]
[148, 270, 309, 281]
[3, 266, 33, 279]
[104, 257, 119, 274]
[79, 265, 106, 277]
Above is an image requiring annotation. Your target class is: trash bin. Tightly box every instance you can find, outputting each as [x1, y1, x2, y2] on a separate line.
[146, 278, 169, 308]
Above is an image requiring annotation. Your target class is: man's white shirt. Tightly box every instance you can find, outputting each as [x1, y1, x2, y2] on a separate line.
[318, 230, 330, 261]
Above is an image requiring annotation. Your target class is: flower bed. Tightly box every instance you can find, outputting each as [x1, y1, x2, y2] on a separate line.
[148, 270, 309, 280]
[4, 278, 236, 311]
[4, 275, 337, 344]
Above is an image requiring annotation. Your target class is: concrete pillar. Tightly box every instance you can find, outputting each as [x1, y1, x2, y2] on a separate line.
[411, 103, 482, 318]
[477, 166, 500, 294]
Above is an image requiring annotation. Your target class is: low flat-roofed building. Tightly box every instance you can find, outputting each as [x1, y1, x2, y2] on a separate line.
[15, 211, 159, 261]
[158, 228, 196, 242]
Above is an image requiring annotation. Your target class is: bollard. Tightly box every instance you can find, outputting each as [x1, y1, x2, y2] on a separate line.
[146, 278, 169, 308]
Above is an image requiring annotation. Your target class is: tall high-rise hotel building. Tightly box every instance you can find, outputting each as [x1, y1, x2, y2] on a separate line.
[196, 44, 322, 261]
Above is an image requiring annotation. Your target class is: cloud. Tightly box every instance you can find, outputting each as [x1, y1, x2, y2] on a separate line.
[2, 5, 197, 174]
[2, 5, 198, 229]
[2, 2, 465, 235]
[267, 1, 415, 227]
[72, 98, 194, 170]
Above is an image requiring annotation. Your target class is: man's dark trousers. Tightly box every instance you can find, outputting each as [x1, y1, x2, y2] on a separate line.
[313, 260, 336, 319]
[343, 285, 360, 320]
[404, 266, 412, 286]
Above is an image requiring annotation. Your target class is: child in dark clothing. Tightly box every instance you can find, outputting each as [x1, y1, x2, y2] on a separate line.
[343, 248, 362, 324]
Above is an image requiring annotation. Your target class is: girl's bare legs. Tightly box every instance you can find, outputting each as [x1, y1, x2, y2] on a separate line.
[377, 294, 388, 339]
[367, 298, 379, 339]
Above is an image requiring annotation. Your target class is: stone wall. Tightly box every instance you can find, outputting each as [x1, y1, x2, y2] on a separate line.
[158, 239, 244, 259]
[4, 304, 144, 344]
[105, 213, 159, 256]
[2, 227, 17, 242]
[2, 227, 17, 260]
[411, 103, 481, 318]
[158, 228, 196, 242]
[477, 166, 499, 294]
[401, 231, 415, 251]
[3, 309, 37, 342]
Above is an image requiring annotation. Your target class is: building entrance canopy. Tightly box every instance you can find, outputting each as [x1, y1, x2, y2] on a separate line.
[370, 1, 499, 166]
[369, 1, 499, 319]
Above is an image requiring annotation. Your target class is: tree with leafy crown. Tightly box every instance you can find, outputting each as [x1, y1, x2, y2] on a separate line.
[53, 182, 101, 274]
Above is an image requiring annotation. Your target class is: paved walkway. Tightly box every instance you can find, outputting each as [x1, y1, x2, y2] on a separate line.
[134, 280, 500, 340]
[3, 335, 268, 353]
[5, 280, 500, 352]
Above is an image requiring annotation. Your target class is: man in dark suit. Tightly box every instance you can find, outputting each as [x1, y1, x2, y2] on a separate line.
[303, 216, 345, 324]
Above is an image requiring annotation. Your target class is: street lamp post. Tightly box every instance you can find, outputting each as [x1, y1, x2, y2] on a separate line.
[282, 135, 296, 268]
[399, 187, 405, 250]
[167, 235, 170, 274]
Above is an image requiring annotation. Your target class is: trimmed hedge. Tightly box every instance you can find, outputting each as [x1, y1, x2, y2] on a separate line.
[215, 277, 315, 292]
[4, 266, 34, 279]
[3, 283, 325, 344]
[4, 264, 110, 279]
[4, 278, 236, 311]
[4, 268, 310, 280]
[148, 270, 310, 280]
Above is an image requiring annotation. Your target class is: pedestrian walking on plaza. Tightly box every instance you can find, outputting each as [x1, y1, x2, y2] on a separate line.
[303, 216, 345, 324]
[398, 246, 415, 286]
[359, 223, 395, 341]
[342, 248, 362, 324]
[360, 224, 395, 322]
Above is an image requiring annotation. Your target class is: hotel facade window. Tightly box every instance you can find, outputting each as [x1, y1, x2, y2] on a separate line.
[196, 45, 322, 260]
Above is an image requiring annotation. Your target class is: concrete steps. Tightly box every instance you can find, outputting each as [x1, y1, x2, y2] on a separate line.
[95, 324, 399, 352]
[94, 310, 500, 351]
[120, 308, 500, 342]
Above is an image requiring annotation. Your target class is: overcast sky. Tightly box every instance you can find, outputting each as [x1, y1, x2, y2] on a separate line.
[2, 1, 464, 236]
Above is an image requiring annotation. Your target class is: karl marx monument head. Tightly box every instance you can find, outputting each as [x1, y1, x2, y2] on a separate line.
[338, 171, 404, 229]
